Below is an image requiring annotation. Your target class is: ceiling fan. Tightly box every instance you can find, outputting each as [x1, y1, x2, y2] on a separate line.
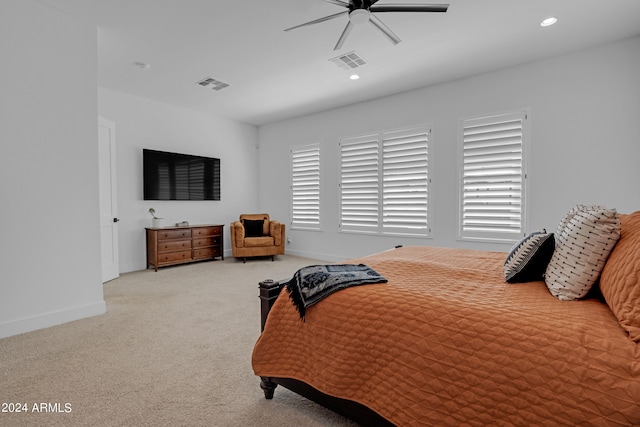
[285, 0, 449, 50]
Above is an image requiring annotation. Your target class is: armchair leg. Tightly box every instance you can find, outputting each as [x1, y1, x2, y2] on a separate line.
[271, 256, 274, 262]
[243, 257, 246, 263]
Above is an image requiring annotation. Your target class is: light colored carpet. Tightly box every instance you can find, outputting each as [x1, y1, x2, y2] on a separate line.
[0, 255, 360, 427]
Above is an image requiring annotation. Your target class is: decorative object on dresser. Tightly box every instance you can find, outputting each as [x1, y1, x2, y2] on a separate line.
[230, 214, 285, 263]
[148, 207, 163, 228]
[146, 224, 223, 271]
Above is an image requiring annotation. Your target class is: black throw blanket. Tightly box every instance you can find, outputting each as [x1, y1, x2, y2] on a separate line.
[285, 264, 387, 319]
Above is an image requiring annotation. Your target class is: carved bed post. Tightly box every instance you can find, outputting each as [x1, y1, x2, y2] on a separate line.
[259, 279, 284, 331]
[258, 279, 286, 400]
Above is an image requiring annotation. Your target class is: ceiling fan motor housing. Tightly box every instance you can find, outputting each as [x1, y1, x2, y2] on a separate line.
[349, 9, 371, 24]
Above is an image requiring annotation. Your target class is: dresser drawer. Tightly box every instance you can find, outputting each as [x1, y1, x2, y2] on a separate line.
[193, 237, 214, 248]
[158, 250, 191, 263]
[158, 240, 191, 253]
[193, 247, 213, 259]
[192, 226, 222, 237]
[193, 247, 222, 259]
[158, 229, 192, 240]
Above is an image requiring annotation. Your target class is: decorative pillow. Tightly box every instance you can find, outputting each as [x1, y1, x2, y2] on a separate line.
[545, 205, 621, 301]
[504, 230, 555, 283]
[599, 211, 640, 342]
[243, 219, 264, 237]
[554, 204, 608, 246]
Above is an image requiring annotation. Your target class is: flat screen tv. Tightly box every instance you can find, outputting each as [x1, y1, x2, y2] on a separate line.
[143, 149, 220, 200]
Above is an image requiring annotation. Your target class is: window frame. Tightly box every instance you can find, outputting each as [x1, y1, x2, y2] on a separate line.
[339, 125, 432, 238]
[457, 110, 529, 243]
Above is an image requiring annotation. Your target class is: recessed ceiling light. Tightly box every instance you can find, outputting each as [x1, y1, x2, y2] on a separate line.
[540, 17, 558, 27]
[350, 74, 360, 80]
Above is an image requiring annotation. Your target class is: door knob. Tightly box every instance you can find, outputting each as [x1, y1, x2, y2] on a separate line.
[113, 218, 120, 223]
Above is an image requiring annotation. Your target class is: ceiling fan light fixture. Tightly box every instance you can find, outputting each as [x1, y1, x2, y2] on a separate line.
[540, 17, 558, 27]
[349, 9, 370, 25]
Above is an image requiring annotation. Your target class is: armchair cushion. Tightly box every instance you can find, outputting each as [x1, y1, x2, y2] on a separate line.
[240, 214, 270, 235]
[243, 219, 264, 237]
[245, 236, 275, 247]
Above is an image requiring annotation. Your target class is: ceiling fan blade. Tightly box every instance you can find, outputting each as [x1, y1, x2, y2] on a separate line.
[334, 21, 355, 50]
[285, 11, 348, 32]
[370, 4, 449, 13]
[322, 0, 350, 6]
[369, 13, 401, 45]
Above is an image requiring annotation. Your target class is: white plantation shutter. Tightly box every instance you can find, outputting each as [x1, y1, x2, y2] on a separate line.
[459, 112, 527, 241]
[382, 128, 430, 234]
[291, 144, 320, 230]
[340, 135, 380, 232]
[340, 126, 431, 236]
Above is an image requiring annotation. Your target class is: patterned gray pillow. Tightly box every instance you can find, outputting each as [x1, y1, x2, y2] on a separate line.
[504, 230, 555, 283]
[545, 206, 621, 300]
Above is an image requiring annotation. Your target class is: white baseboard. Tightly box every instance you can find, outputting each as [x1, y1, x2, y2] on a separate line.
[121, 250, 234, 274]
[119, 261, 141, 274]
[284, 249, 345, 263]
[0, 301, 107, 339]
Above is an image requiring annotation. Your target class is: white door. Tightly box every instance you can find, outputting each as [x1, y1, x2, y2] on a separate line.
[99, 117, 120, 282]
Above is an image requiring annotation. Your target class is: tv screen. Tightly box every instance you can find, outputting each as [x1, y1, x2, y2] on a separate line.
[143, 149, 220, 201]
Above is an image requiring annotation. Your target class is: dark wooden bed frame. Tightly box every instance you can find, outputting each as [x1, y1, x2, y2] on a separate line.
[258, 279, 395, 426]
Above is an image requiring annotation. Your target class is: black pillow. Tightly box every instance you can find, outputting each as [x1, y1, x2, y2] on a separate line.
[504, 230, 555, 283]
[243, 219, 264, 237]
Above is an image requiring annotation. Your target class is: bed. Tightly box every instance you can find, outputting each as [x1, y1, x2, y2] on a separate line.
[252, 208, 640, 426]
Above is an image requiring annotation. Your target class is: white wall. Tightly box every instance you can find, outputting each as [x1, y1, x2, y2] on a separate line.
[1, 1, 636, 338]
[98, 88, 259, 272]
[0, 0, 105, 338]
[258, 36, 640, 261]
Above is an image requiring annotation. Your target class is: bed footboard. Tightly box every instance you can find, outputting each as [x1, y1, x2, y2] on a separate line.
[256, 277, 395, 425]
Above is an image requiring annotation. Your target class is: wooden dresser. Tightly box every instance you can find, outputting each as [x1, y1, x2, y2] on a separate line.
[146, 224, 224, 271]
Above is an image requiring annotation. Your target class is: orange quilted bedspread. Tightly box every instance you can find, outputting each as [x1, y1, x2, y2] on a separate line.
[252, 246, 640, 426]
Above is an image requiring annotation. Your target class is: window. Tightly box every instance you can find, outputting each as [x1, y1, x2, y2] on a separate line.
[291, 143, 320, 230]
[340, 126, 431, 236]
[458, 111, 528, 242]
[340, 134, 380, 232]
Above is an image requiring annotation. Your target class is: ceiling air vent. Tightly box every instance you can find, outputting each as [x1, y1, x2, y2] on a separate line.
[329, 51, 367, 70]
[196, 77, 229, 91]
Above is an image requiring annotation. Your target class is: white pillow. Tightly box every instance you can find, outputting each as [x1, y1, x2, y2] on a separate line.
[553, 204, 606, 244]
[545, 205, 620, 300]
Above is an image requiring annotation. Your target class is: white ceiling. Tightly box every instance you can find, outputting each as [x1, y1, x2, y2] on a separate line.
[40, 0, 640, 126]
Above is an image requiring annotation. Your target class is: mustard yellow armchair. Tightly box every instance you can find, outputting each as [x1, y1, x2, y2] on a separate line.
[230, 214, 285, 263]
